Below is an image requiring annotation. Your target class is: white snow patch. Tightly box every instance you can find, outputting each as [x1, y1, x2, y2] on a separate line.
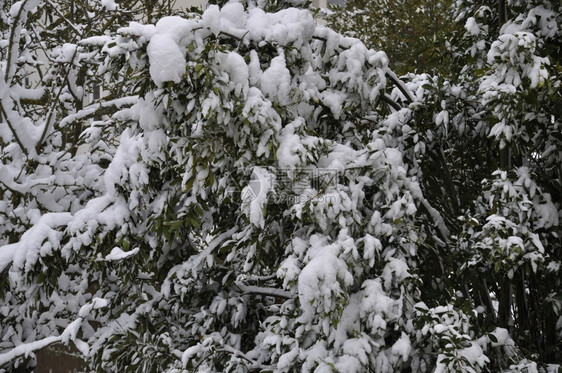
[100, 0, 118, 11]
[277, 119, 306, 169]
[260, 53, 292, 106]
[241, 167, 274, 228]
[391, 332, 411, 363]
[465, 17, 480, 35]
[147, 34, 186, 86]
[102, 247, 140, 261]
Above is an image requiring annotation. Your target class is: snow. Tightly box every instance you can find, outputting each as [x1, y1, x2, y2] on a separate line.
[0, 66, 42, 154]
[103, 129, 140, 194]
[0, 335, 60, 367]
[137, 96, 161, 131]
[147, 34, 186, 86]
[182, 344, 203, 367]
[203, 3, 248, 39]
[489, 327, 511, 347]
[241, 166, 274, 228]
[277, 119, 306, 169]
[0, 297, 108, 365]
[58, 96, 138, 128]
[11, 84, 45, 101]
[502, 6, 558, 39]
[465, 17, 480, 35]
[260, 53, 292, 106]
[246, 7, 315, 48]
[56, 43, 78, 63]
[391, 333, 411, 362]
[1, 212, 73, 275]
[360, 279, 399, 333]
[435, 110, 449, 126]
[80, 35, 113, 46]
[79, 297, 109, 318]
[534, 195, 559, 229]
[100, 0, 118, 11]
[102, 247, 140, 261]
[1, 1, 558, 372]
[218, 52, 249, 96]
[362, 234, 381, 268]
[125, 3, 316, 89]
[277, 348, 299, 369]
[381, 257, 410, 290]
[320, 90, 345, 119]
[333, 293, 361, 349]
[297, 235, 353, 317]
[318, 143, 358, 172]
[277, 255, 301, 289]
[144, 16, 195, 86]
[73, 339, 90, 356]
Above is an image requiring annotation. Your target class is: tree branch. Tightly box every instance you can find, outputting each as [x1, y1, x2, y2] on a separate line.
[0, 102, 29, 158]
[4, 0, 31, 85]
[45, 0, 83, 37]
[381, 93, 402, 111]
[235, 283, 293, 300]
[432, 144, 460, 215]
[385, 68, 415, 103]
[36, 48, 79, 150]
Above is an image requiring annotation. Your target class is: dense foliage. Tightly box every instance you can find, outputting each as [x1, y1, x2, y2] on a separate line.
[324, 0, 458, 75]
[0, 0, 560, 372]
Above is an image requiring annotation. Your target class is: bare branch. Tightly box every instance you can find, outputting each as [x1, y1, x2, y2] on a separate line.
[45, 0, 83, 37]
[36, 48, 79, 150]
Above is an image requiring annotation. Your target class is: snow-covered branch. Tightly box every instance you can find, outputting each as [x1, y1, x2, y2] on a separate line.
[58, 96, 139, 128]
[385, 68, 415, 103]
[0, 298, 108, 367]
[235, 283, 293, 300]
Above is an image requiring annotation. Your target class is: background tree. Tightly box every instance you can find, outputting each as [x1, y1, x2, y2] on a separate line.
[396, 0, 562, 369]
[325, 0, 459, 76]
[453, 0, 562, 365]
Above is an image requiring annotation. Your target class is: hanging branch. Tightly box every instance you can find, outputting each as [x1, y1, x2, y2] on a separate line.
[310, 34, 415, 108]
[381, 93, 402, 111]
[235, 283, 293, 300]
[384, 68, 415, 104]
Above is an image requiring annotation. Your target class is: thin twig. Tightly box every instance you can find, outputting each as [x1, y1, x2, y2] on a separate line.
[45, 0, 83, 37]
[36, 48, 79, 149]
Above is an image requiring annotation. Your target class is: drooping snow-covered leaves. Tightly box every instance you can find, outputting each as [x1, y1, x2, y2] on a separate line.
[1, 0, 561, 372]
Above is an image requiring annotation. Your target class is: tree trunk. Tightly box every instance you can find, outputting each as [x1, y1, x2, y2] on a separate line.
[498, 0, 507, 25]
[497, 278, 512, 330]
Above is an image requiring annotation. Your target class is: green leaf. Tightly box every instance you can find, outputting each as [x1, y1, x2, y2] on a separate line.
[189, 216, 201, 229]
[163, 220, 183, 232]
